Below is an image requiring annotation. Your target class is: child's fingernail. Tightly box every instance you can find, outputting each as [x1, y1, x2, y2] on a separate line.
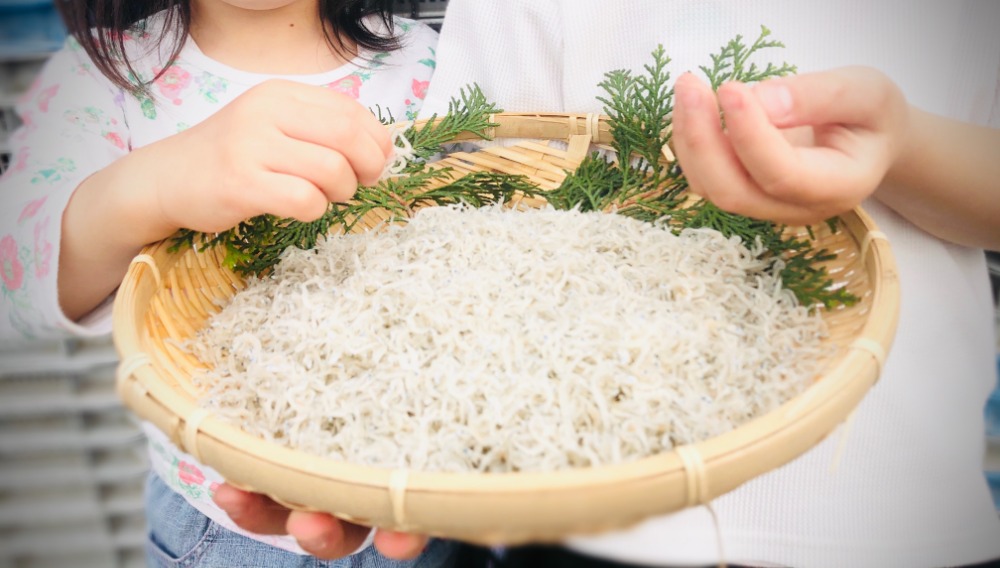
[216, 501, 242, 520]
[301, 536, 330, 552]
[295, 527, 328, 551]
[753, 82, 793, 121]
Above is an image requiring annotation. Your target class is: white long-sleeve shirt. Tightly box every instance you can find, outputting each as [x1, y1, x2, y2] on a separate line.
[421, 1, 1000, 567]
[0, 11, 438, 553]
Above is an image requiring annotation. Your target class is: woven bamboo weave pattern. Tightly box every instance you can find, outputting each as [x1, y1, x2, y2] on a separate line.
[113, 113, 899, 544]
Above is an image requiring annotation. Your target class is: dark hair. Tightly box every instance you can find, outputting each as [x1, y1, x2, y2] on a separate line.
[55, 0, 399, 94]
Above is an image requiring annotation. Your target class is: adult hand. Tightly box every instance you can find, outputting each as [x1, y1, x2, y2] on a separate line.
[671, 66, 909, 225]
[213, 483, 428, 560]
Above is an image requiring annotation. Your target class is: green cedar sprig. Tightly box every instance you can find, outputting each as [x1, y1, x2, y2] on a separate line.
[550, 26, 855, 309]
[171, 85, 524, 274]
[171, 168, 536, 275]
[596, 44, 675, 191]
[172, 30, 856, 309]
[700, 25, 798, 89]
[400, 84, 502, 167]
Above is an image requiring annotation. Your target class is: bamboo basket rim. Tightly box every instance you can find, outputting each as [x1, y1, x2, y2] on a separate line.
[113, 112, 900, 543]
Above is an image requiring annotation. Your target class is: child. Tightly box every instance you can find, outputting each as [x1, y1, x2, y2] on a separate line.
[0, 0, 451, 565]
[420, 0, 1000, 567]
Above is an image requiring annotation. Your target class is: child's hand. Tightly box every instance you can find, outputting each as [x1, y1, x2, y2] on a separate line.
[671, 67, 909, 225]
[58, 80, 392, 320]
[135, 79, 393, 238]
[213, 483, 427, 560]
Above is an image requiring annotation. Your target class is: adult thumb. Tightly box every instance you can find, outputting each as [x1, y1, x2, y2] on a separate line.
[751, 66, 904, 131]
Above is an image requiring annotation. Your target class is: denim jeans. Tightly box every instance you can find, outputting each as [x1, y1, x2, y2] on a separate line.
[144, 473, 458, 568]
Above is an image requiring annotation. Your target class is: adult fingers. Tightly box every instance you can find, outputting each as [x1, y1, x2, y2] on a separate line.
[286, 511, 373, 560]
[718, 81, 864, 207]
[722, 78, 895, 208]
[715, 81, 812, 203]
[213, 484, 290, 535]
[373, 530, 429, 560]
[672, 73, 811, 223]
[750, 66, 903, 130]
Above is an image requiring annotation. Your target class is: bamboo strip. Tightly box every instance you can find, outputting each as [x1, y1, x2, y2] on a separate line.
[111, 112, 899, 545]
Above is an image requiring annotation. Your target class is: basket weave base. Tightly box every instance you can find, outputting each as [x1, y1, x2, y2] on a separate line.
[113, 113, 899, 544]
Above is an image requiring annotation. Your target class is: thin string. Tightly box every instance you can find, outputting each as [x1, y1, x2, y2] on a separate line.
[183, 407, 211, 463]
[826, 338, 885, 474]
[675, 445, 707, 507]
[825, 336, 886, 477]
[486, 114, 498, 141]
[829, 409, 858, 474]
[388, 468, 410, 528]
[675, 445, 726, 567]
[129, 254, 162, 288]
[115, 352, 151, 401]
[586, 113, 601, 143]
[849, 337, 886, 380]
[860, 230, 889, 266]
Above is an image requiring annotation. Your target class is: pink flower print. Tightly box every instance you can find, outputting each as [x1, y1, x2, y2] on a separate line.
[37, 85, 59, 112]
[0, 236, 24, 291]
[104, 131, 126, 150]
[1, 149, 30, 180]
[208, 482, 221, 497]
[178, 461, 205, 486]
[327, 75, 362, 99]
[33, 218, 53, 279]
[411, 79, 429, 100]
[109, 31, 135, 43]
[153, 65, 193, 105]
[18, 197, 47, 223]
[16, 75, 43, 107]
[13, 112, 36, 142]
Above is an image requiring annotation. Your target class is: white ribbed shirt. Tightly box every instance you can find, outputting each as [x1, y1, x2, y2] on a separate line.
[422, 2, 1000, 566]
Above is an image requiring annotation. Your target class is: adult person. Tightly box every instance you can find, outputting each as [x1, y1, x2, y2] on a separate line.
[417, 1, 1000, 567]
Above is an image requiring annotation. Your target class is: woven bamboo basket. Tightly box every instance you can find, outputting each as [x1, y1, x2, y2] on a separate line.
[113, 112, 900, 545]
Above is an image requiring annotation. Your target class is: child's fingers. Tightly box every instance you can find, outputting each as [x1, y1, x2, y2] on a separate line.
[213, 484, 290, 535]
[267, 139, 360, 203]
[372, 530, 429, 560]
[248, 172, 330, 223]
[283, 82, 394, 158]
[279, 100, 391, 187]
[239, 81, 391, 187]
[273, 82, 392, 170]
[286, 510, 372, 560]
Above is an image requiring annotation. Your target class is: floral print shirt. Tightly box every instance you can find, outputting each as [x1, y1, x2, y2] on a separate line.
[0, 11, 437, 554]
[0, 12, 437, 341]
